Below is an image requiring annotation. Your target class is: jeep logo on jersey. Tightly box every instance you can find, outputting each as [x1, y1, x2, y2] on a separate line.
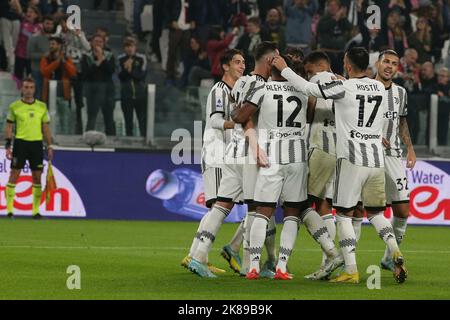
[383, 111, 398, 120]
[350, 130, 381, 140]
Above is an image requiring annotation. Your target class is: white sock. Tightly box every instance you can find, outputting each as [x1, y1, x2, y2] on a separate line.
[249, 214, 269, 273]
[352, 217, 364, 242]
[192, 205, 230, 264]
[382, 216, 408, 261]
[301, 208, 338, 258]
[277, 216, 299, 273]
[368, 213, 399, 259]
[265, 215, 277, 262]
[321, 214, 336, 266]
[229, 219, 245, 253]
[242, 211, 256, 273]
[188, 211, 209, 258]
[336, 214, 358, 274]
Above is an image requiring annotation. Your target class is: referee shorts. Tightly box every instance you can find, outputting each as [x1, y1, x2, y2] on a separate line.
[11, 139, 44, 171]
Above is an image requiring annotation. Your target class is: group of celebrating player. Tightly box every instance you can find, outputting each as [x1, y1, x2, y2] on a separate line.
[181, 41, 416, 284]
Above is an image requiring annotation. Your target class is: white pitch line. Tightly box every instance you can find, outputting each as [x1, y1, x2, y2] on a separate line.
[0, 245, 449, 254]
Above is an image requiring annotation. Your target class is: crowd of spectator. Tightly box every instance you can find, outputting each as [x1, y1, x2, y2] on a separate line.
[1, 0, 450, 144]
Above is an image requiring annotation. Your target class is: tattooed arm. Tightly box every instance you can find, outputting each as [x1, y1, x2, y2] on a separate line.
[399, 117, 416, 169]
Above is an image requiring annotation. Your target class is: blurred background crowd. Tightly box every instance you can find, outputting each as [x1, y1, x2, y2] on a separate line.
[0, 0, 449, 147]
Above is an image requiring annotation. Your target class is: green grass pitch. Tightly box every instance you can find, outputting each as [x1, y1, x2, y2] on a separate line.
[0, 219, 449, 300]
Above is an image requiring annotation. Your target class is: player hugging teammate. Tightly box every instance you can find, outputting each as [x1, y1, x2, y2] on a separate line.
[183, 42, 414, 285]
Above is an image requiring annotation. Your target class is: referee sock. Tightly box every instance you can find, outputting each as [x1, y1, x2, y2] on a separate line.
[242, 211, 256, 274]
[368, 213, 399, 258]
[382, 216, 408, 262]
[264, 215, 277, 263]
[228, 218, 245, 253]
[6, 183, 16, 213]
[32, 185, 42, 215]
[188, 211, 210, 258]
[336, 214, 358, 274]
[249, 214, 269, 273]
[193, 205, 230, 264]
[277, 216, 299, 273]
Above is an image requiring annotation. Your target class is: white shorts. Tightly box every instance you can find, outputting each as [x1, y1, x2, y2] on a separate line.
[243, 162, 258, 203]
[254, 162, 309, 207]
[308, 148, 336, 200]
[333, 158, 386, 212]
[216, 158, 244, 204]
[203, 167, 223, 208]
[385, 156, 410, 205]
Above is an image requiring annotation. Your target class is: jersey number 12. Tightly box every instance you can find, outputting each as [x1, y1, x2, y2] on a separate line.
[274, 95, 302, 128]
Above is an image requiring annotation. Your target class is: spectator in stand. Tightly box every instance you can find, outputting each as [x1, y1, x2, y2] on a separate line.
[385, 10, 408, 58]
[165, 0, 195, 86]
[81, 34, 116, 135]
[55, 14, 91, 134]
[151, 0, 165, 62]
[26, 14, 54, 100]
[207, 25, 238, 81]
[183, 36, 211, 87]
[408, 17, 433, 64]
[0, 0, 23, 72]
[236, 17, 271, 74]
[387, 0, 412, 35]
[437, 67, 450, 145]
[14, 5, 42, 83]
[118, 37, 147, 137]
[40, 36, 77, 134]
[316, 0, 353, 74]
[429, 2, 449, 62]
[132, 0, 152, 41]
[396, 48, 420, 91]
[258, 0, 283, 22]
[263, 8, 286, 52]
[95, 27, 111, 52]
[285, 0, 318, 55]
[228, 0, 252, 28]
[410, 61, 438, 144]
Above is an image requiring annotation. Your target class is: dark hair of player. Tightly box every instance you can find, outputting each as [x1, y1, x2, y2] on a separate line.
[220, 49, 244, 72]
[345, 47, 369, 72]
[254, 41, 278, 62]
[303, 50, 331, 66]
[272, 54, 294, 79]
[285, 47, 304, 61]
[378, 49, 399, 61]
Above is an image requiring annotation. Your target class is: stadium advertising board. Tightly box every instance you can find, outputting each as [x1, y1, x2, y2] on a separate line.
[0, 149, 448, 225]
[0, 150, 86, 217]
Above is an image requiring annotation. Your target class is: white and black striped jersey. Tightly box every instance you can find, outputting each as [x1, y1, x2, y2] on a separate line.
[201, 81, 233, 172]
[225, 74, 266, 158]
[281, 68, 387, 168]
[257, 80, 308, 164]
[308, 71, 337, 155]
[382, 83, 408, 158]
